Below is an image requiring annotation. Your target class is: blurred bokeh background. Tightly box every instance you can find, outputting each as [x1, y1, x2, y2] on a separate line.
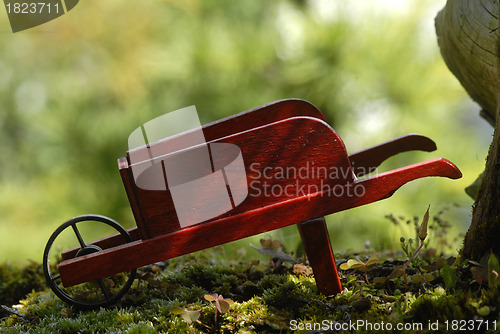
[0, 0, 492, 263]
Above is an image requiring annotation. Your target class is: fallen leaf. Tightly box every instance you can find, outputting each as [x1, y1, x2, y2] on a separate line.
[293, 264, 313, 276]
[488, 251, 500, 289]
[204, 294, 217, 302]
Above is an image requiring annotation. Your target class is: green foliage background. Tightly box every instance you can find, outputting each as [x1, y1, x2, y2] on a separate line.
[0, 0, 491, 263]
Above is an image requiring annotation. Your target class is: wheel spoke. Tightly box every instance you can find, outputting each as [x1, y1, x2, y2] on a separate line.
[72, 224, 86, 248]
[98, 279, 111, 300]
[51, 273, 61, 281]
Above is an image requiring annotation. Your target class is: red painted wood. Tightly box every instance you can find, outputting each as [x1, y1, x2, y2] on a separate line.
[119, 158, 149, 239]
[202, 99, 327, 138]
[349, 134, 437, 177]
[297, 218, 342, 295]
[59, 157, 461, 287]
[127, 116, 353, 238]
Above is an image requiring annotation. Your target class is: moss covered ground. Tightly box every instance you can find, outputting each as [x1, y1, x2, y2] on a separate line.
[1, 243, 500, 334]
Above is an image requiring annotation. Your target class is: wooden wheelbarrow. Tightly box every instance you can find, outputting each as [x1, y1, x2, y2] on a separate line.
[43, 99, 462, 309]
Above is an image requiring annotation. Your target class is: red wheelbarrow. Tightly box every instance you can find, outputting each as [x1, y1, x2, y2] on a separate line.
[43, 99, 462, 309]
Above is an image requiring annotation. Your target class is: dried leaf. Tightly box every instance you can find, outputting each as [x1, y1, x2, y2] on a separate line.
[151, 264, 162, 272]
[488, 251, 500, 289]
[260, 238, 282, 249]
[470, 254, 489, 283]
[293, 264, 313, 276]
[418, 206, 430, 241]
[468, 259, 483, 267]
[60, 308, 72, 318]
[204, 294, 217, 302]
[471, 266, 488, 284]
[217, 299, 233, 314]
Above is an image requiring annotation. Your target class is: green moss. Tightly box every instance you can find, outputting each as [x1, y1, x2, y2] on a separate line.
[261, 276, 329, 320]
[2, 253, 500, 333]
[0, 262, 46, 305]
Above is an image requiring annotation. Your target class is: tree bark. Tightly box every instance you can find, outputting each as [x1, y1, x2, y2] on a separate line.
[435, 0, 500, 260]
[463, 95, 500, 260]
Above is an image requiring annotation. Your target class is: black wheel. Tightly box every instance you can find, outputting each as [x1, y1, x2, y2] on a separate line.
[43, 214, 136, 309]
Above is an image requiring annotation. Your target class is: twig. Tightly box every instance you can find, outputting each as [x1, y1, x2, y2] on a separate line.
[195, 319, 214, 331]
[402, 241, 424, 290]
[1, 305, 25, 318]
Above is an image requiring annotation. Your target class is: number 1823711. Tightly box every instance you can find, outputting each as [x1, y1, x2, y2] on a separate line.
[5, 2, 61, 14]
[444, 320, 496, 331]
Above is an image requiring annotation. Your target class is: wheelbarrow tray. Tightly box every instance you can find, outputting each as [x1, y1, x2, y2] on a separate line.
[58, 108, 461, 287]
[60, 99, 438, 259]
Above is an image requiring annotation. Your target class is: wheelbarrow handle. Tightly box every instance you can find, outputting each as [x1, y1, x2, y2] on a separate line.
[333, 158, 462, 213]
[348, 134, 437, 177]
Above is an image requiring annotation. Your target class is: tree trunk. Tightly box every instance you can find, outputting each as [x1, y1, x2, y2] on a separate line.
[435, 0, 500, 260]
[464, 95, 500, 260]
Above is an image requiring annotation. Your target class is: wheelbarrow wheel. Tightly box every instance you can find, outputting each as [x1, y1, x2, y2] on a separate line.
[43, 214, 137, 309]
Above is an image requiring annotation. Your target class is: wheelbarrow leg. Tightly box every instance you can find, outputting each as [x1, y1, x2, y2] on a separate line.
[297, 217, 342, 296]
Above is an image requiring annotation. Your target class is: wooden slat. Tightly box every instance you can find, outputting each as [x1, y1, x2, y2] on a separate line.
[118, 158, 149, 239]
